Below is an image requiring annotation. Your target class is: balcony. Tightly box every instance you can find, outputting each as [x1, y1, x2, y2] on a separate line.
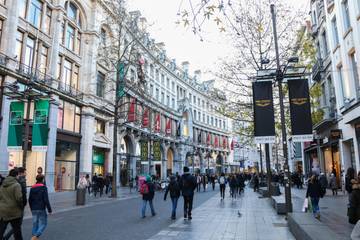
[314, 105, 336, 132]
[312, 59, 323, 82]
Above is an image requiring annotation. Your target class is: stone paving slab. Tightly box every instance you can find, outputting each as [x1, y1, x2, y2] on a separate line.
[147, 188, 294, 240]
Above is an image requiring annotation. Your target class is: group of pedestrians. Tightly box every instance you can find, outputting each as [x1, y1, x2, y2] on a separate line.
[195, 174, 216, 192]
[140, 166, 197, 220]
[88, 173, 112, 197]
[0, 167, 52, 240]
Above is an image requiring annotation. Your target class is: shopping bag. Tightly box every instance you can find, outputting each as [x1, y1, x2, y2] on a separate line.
[307, 197, 313, 213]
[302, 198, 308, 212]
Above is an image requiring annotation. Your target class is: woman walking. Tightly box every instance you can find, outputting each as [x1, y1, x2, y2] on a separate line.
[29, 175, 52, 240]
[229, 175, 237, 199]
[164, 176, 181, 220]
[219, 173, 226, 200]
[329, 173, 338, 195]
[306, 175, 322, 219]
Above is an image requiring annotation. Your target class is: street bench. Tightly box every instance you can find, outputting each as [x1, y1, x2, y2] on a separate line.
[288, 212, 343, 240]
[271, 195, 286, 214]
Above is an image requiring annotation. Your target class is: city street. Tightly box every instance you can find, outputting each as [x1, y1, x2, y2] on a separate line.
[21, 187, 219, 240]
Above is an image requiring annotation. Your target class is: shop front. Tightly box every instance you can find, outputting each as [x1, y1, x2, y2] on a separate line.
[55, 132, 80, 191]
[92, 147, 106, 176]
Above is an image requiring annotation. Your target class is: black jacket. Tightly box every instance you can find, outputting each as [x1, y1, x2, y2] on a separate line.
[142, 182, 155, 201]
[349, 188, 360, 224]
[306, 180, 322, 198]
[29, 183, 52, 213]
[164, 180, 181, 200]
[179, 173, 196, 197]
[17, 176, 27, 208]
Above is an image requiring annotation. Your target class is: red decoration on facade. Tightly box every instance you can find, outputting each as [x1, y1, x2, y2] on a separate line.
[142, 108, 149, 127]
[214, 136, 219, 148]
[206, 133, 211, 145]
[154, 113, 161, 132]
[165, 118, 172, 135]
[223, 137, 227, 149]
[128, 98, 136, 122]
[230, 139, 234, 150]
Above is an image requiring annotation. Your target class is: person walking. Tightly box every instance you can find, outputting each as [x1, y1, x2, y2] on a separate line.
[92, 173, 98, 197]
[306, 175, 322, 220]
[85, 174, 91, 195]
[164, 176, 181, 220]
[0, 169, 24, 240]
[179, 167, 197, 220]
[319, 173, 328, 197]
[210, 174, 216, 191]
[97, 174, 105, 197]
[329, 173, 338, 196]
[105, 174, 111, 195]
[196, 174, 201, 192]
[140, 175, 156, 218]
[229, 175, 237, 199]
[202, 174, 207, 192]
[346, 167, 356, 203]
[29, 175, 52, 240]
[253, 174, 259, 192]
[219, 173, 226, 200]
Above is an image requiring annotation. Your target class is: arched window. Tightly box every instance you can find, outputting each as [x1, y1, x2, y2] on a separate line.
[62, 1, 82, 54]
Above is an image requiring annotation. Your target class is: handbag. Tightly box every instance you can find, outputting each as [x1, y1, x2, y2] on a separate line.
[302, 198, 308, 212]
[307, 197, 313, 213]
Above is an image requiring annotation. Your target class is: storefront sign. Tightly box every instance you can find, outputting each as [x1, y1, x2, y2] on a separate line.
[140, 141, 148, 161]
[153, 141, 161, 161]
[7, 101, 24, 151]
[288, 79, 313, 142]
[142, 108, 149, 128]
[32, 100, 49, 151]
[330, 129, 342, 141]
[252, 81, 275, 143]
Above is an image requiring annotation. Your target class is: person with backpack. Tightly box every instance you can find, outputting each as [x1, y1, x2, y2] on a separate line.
[164, 175, 181, 220]
[29, 174, 52, 240]
[140, 175, 156, 218]
[179, 167, 197, 220]
[0, 169, 24, 240]
[219, 173, 226, 200]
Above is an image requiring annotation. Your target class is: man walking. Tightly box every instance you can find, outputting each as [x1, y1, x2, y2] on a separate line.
[29, 175, 52, 240]
[0, 169, 24, 240]
[179, 167, 197, 220]
[3, 167, 27, 240]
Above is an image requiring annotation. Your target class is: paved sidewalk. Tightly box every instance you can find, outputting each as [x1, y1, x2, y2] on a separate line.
[23, 186, 139, 219]
[289, 187, 353, 239]
[148, 188, 294, 240]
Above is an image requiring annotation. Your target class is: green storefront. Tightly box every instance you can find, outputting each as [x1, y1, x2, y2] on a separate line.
[92, 147, 105, 175]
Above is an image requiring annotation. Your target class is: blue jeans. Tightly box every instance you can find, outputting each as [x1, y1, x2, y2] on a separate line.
[31, 210, 47, 237]
[171, 197, 178, 217]
[311, 197, 320, 216]
[141, 200, 155, 217]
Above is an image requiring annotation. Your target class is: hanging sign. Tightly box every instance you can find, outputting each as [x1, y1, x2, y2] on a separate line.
[32, 100, 49, 151]
[128, 98, 136, 122]
[140, 141, 148, 161]
[142, 108, 149, 128]
[288, 79, 313, 142]
[153, 141, 161, 161]
[165, 118, 172, 135]
[7, 101, 24, 151]
[252, 81, 275, 143]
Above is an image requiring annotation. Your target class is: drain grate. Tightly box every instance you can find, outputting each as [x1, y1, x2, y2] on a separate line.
[273, 223, 288, 227]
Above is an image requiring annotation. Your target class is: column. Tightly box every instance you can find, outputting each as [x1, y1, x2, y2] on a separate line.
[79, 108, 95, 176]
[45, 96, 58, 192]
[0, 97, 11, 175]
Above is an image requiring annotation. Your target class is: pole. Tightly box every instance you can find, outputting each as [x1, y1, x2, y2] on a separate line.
[259, 144, 263, 179]
[111, 78, 120, 198]
[0, 75, 5, 124]
[270, 3, 292, 212]
[265, 143, 272, 196]
[148, 110, 152, 175]
[22, 94, 32, 170]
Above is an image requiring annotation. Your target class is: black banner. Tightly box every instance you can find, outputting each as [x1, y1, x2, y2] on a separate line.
[288, 79, 313, 139]
[252, 81, 275, 143]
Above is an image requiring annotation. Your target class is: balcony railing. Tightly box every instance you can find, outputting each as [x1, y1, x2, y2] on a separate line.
[322, 105, 336, 120]
[0, 52, 9, 67]
[312, 59, 323, 82]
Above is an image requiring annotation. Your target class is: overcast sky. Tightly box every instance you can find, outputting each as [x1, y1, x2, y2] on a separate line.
[128, 0, 309, 81]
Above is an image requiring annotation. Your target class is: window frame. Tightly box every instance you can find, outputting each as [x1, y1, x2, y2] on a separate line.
[96, 71, 105, 98]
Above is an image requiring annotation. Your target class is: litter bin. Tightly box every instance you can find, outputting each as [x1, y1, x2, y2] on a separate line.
[76, 188, 86, 205]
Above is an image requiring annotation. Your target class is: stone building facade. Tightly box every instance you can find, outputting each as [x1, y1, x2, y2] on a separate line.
[0, 0, 231, 191]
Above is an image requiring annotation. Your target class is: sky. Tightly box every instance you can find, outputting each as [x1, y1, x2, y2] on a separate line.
[128, 0, 309, 82]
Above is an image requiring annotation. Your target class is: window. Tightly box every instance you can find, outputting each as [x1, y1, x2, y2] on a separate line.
[150, 64, 154, 77]
[64, 1, 82, 54]
[15, 31, 24, 61]
[219, 119, 222, 128]
[207, 115, 209, 124]
[189, 93, 192, 103]
[211, 117, 213, 125]
[44, 7, 52, 34]
[24, 37, 35, 68]
[161, 74, 164, 85]
[155, 88, 159, 100]
[322, 31, 329, 56]
[0, 20, 3, 48]
[39, 46, 48, 73]
[29, 0, 43, 28]
[342, 0, 351, 31]
[171, 82, 175, 92]
[96, 72, 105, 97]
[350, 53, 360, 92]
[193, 96, 196, 104]
[223, 121, 226, 129]
[166, 78, 170, 88]
[130, 68, 136, 81]
[58, 100, 81, 133]
[63, 59, 72, 86]
[172, 98, 175, 108]
[202, 100, 205, 108]
[198, 112, 201, 121]
[338, 66, 351, 101]
[155, 69, 159, 81]
[95, 119, 105, 134]
[19, 0, 27, 19]
[194, 110, 197, 120]
[150, 84, 154, 96]
[198, 98, 200, 106]
[332, 18, 339, 46]
[58, 57, 80, 90]
[161, 92, 164, 103]
[100, 28, 106, 45]
[215, 118, 218, 127]
[167, 95, 170, 106]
